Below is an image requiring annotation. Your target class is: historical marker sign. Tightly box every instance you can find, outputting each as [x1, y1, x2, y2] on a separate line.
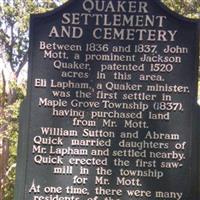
[14, 0, 200, 200]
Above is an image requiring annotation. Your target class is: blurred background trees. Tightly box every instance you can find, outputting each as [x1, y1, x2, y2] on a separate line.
[0, 0, 199, 199]
[162, 0, 200, 18]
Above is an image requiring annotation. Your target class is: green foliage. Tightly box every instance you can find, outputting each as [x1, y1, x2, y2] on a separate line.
[0, 83, 26, 200]
[162, 0, 200, 18]
[0, 0, 66, 77]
